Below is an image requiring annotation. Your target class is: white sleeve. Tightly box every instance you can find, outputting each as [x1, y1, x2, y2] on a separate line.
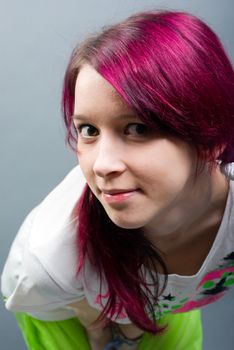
[1, 166, 87, 321]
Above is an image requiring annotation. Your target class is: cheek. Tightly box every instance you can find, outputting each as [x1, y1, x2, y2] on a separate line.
[136, 144, 193, 186]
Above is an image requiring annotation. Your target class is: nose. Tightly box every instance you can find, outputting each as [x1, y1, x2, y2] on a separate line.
[93, 137, 126, 178]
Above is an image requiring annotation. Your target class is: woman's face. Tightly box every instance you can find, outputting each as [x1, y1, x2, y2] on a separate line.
[73, 65, 198, 235]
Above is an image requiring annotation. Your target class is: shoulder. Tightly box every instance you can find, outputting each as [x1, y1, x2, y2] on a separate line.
[27, 164, 87, 291]
[26, 164, 86, 241]
[1, 165, 87, 316]
[28, 164, 85, 251]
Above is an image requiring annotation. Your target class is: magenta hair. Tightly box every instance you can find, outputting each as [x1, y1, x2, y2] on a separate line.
[62, 10, 234, 333]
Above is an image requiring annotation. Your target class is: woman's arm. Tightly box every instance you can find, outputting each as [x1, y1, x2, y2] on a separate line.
[67, 299, 143, 350]
[67, 298, 112, 350]
[118, 323, 144, 340]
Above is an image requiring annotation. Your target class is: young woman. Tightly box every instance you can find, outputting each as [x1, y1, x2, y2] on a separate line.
[1, 10, 234, 350]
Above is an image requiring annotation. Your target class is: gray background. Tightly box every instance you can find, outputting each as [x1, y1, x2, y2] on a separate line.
[0, 0, 233, 349]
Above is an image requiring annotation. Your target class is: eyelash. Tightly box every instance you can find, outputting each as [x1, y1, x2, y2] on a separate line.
[75, 124, 98, 138]
[74, 123, 148, 138]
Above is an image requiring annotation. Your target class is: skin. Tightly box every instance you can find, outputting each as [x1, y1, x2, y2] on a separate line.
[68, 64, 230, 349]
[68, 298, 142, 350]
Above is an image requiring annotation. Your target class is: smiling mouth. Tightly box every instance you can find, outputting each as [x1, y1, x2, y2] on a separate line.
[101, 189, 139, 203]
[102, 189, 137, 195]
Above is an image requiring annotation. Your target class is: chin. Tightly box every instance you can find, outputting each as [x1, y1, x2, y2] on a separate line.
[109, 216, 144, 230]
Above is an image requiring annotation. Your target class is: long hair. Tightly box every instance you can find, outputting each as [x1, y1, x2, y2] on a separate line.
[62, 10, 234, 333]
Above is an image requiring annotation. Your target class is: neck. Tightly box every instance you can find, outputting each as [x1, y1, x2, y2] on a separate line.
[144, 165, 230, 254]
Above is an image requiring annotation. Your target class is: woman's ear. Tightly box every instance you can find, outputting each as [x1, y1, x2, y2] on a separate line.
[197, 143, 227, 162]
[213, 143, 227, 160]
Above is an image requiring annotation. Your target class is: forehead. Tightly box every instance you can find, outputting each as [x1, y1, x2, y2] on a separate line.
[74, 64, 131, 114]
[75, 65, 121, 101]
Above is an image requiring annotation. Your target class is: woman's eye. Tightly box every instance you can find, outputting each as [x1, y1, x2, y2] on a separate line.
[125, 123, 148, 136]
[77, 125, 99, 138]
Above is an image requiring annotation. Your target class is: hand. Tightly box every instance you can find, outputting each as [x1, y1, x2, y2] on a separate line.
[86, 325, 112, 350]
[112, 323, 143, 350]
[103, 324, 143, 350]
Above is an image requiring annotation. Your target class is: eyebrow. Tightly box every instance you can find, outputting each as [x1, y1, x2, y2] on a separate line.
[72, 113, 137, 121]
[72, 114, 90, 121]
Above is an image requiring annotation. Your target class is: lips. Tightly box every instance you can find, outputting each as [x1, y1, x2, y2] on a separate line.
[102, 189, 137, 195]
[100, 188, 139, 204]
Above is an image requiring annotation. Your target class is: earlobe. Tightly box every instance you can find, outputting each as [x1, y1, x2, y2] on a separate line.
[214, 144, 234, 180]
